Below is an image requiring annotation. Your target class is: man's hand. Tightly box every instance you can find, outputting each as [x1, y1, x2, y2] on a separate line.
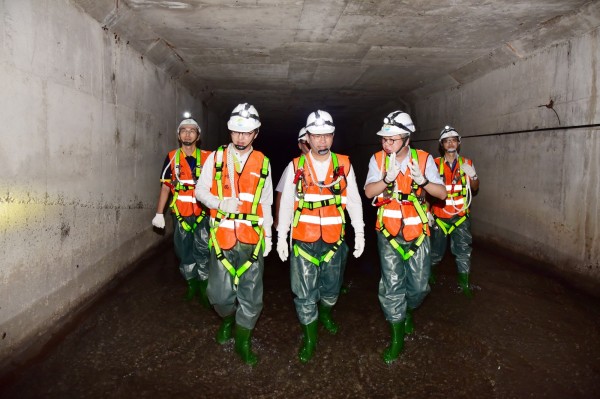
[219, 197, 241, 214]
[277, 238, 289, 262]
[152, 213, 165, 229]
[384, 152, 400, 184]
[460, 163, 477, 179]
[353, 232, 365, 258]
[263, 236, 272, 257]
[409, 159, 426, 186]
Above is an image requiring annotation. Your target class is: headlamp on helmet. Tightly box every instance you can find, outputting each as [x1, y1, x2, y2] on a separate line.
[439, 125, 461, 142]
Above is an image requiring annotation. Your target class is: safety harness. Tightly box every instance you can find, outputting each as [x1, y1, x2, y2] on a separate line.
[434, 156, 469, 235]
[209, 145, 270, 288]
[163, 148, 206, 232]
[376, 149, 429, 260]
[291, 153, 346, 267]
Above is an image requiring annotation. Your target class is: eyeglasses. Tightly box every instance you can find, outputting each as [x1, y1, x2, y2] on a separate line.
[179, 128, 198, 135]
[231, 131, 256, 138]
[381, 136, 408, 145]
[308, 133, 334, 140]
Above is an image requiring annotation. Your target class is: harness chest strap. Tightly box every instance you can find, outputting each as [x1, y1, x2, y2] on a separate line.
[292, 153, 346, 231]
[169, 148, 205, 232]
[210, 147, 270, 287]
[377, 148, 429, 260]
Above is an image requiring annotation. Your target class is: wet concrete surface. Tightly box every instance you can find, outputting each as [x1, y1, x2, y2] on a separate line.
[1, 234, 599, 398]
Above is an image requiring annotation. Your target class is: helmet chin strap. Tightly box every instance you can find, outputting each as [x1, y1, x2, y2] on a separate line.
[446, 148, 457, 153]
[235, 144, 249, 151]
[317, 148, 330, 155]
[181, 141, 195, 146]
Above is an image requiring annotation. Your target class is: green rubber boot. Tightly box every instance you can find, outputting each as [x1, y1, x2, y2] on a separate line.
[197, 279, 210, 308]
[428, 266, 437, 285]
[234, 325, 258, 366]
[298, 320, 318, 364]
[215, 314, 235, 344]
[183, 279, 199, 301]
[404, 308, 414, 335]
[383, 321, 405, 364]
[318, 303, 339, 335]
[458, 272, 474, 299]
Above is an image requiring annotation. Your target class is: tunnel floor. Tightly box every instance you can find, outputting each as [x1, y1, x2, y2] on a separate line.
[1, 235, 599, 398]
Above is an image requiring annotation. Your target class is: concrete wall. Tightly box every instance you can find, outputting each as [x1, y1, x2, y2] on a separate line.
[0, 0, 210, 366]
[412, 27, 600, 293]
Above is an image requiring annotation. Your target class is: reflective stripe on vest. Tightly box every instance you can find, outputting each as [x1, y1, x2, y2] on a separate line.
[432, 156, 471, 218]
[164, 148, 207, 232]
[374, 149, 430, 245]
[208, 146, 270, 287]
[291, 153, 349, 244]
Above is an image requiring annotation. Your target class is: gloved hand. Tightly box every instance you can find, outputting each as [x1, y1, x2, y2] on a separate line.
[427, 212, 435, 227]
[152, 213, 165, 229]
[353, 232, 365, 258]
[384, 152, 400, 184]
[219, 197, 241, 214]
[277, 238, 289, 262]
[263, 236, 272, 257]
[409, 159, 426, 186]
[460, 163, 477, 179]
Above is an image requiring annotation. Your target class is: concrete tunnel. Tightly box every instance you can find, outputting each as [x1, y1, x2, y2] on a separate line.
[1, 0, 599, 393]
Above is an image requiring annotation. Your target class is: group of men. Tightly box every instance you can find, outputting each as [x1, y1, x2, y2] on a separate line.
[152, 104, 479, 366]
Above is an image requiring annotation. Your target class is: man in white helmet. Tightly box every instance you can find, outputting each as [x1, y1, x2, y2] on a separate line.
[273, 127, 310, 230]
[195, 103, 272, 366]
[277, 110, 365, 363]
[364, 110, 446, 364]
[429, 126, 480, 298]
[153, 115, 212, 306]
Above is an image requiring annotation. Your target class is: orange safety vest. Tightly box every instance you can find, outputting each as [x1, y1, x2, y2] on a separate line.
[291, 153, 350, 244]
[165, 148, 211, 217]
[431, 156, 473, 219]
[209, 146, 268, 250]
[374, 149, 430, 242]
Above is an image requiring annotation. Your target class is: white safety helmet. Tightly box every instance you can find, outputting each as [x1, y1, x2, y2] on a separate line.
[177, 118, 200, 134]
[305, 110, 335, 134]
[227, 103, 261, 132]
[377, 110, 415, 137]
[298, 127, 308, 142]
[439, 125, 461, 142]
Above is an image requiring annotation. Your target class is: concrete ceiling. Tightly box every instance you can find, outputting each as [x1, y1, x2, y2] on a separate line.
[72, 0, 598, 127]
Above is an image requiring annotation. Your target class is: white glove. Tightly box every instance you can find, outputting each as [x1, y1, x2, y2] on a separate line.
[277, 238, 289, 262]
[384, 152, 400, 184]
[409, 159, 426, 186]
[460, 163, 477, 179]
[353, 232, 365, 258]
[152, 213, 165, 229]
[219, 197, 241, 214]
[263, 236, 272, 257]
[427, 212, 435, 227]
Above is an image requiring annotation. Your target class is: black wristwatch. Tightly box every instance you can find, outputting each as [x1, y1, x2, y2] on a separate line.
[419, 178, 429, 188]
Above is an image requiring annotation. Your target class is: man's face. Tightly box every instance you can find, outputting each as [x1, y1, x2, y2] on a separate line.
[307, 133, 334, 155]
[178, 124, 199, 145]
[380, 134, 409, 154]
[230, 130, 257, 150]
[442, 137, 459, 153]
